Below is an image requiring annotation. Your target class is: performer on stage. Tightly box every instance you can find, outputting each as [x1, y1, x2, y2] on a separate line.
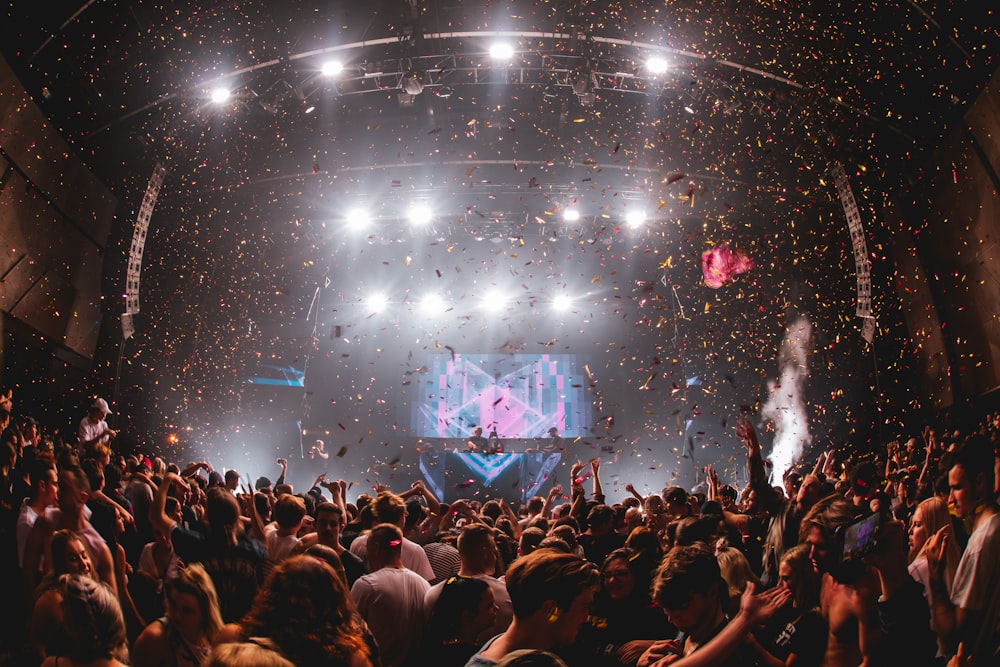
[465, 427, 488, 453]
[541, 426, 563, 452]
[308, 439, 329, 460]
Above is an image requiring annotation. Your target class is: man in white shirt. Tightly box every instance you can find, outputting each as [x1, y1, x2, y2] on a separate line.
[77, 397, 116, 454]
[349, 490, 434, 580]
[351, 523, 430, 667]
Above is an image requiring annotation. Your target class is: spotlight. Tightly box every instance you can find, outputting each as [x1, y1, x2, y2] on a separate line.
[625, 210, 645, 228]
[321, 60, 344, 76]
[552, 294, 573, 312]
[563, 208, 580, 222]
[420, 293, 445, 314]
[367, 293, 388, 313]
[646, 57, 669, 75]
[481, 288, 507, 310]
[210, 87, 231, 104]
[408, 205, 432, 225]
[489, 43, 514, 60]
[433, 85, 454, 98]
[347, 208, 371, 231]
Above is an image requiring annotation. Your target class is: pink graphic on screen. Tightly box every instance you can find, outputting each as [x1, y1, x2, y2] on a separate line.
[412, 353, 589, 439]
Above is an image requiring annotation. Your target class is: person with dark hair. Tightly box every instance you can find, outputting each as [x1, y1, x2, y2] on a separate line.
[351, 523, 431, 667]
[16, 457, 58, 568]
[639, 544, 790, 667]
[219, 554, 372, 667]
[29, 530, 98, 662]
[296, 501, 368, 586]
[149, 472, 266, 623]
[23, 465, 117, 596]
[925, 435, 1000, 663]
[577, 504, 624, 566]
[565, 547, 675, 667]
[467, 549, 599, 666]
[425, 576, 497, 667]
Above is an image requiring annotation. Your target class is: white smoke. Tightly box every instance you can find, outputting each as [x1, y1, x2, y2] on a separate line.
[761, 317, 812, 485]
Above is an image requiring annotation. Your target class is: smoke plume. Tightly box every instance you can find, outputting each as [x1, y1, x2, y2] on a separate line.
[761, 317, 812, 485]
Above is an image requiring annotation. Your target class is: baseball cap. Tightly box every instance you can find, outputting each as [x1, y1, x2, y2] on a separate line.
[92, 398, 112, 416]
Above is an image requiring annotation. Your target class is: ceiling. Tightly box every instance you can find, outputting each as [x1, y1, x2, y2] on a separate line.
[2, 1, 998, 478]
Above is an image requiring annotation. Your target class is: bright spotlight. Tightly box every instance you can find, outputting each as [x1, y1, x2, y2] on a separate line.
[321, 60, 344, 76]
[646, 57, 669, 75]
[210, 87, 231, 104]
[420, 293, 445, 314]
[563, 208, 580, 222]
[552, 294, 573, 312]
[368, 293, 388, 313]
[625, 210, 646, 228]
[347, 208, 371, 231]
[489, 43, 514, 60]
[482, 288, 507, 310]
[408, 205, 433, 226]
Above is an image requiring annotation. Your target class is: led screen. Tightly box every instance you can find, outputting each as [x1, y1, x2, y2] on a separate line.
[410, 353, 591, 440]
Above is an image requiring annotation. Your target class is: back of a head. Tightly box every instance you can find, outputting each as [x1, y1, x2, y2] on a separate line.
[495, 649, 569, 667]
[371, 490, 406, 525]
[504, 549, 598, 619]
[799, 493, 856, 543]
[272, 494, 307, 529]
[369, 522, 404, 555]
[458, 522, 495, 560]
[716, 546, 760, 597]
[60, 574, 128, 663]
[208, 642, 295, 667]
[206, 486, 241, 530]
[519, 526, 545, 555]
[586, 504, 613, 529]
[652, 544, 723, 610]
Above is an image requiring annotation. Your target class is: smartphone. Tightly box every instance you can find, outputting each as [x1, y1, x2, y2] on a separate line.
[841, 512, 880, 563]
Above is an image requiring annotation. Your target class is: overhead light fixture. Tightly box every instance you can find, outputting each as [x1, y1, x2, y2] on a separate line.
[542, 85, 558, 99]
[210, 87, 231, 104]
[321, 60, 344, 76]
[403, 73, 424, 96]
[489, 43, 514, 60]
[646, 57, 669, 74]
[398, 93, 416, 107]
[563, 209, 580, 222]
[433, 85, 453, 98]
[367, 293, 388, 313]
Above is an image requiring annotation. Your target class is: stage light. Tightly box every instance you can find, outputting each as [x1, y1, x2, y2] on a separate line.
[408, 204, 433, 226]
[210, 87, 231, 104]
[552, 294, 573, 312]
[367, 293, 388, 313]
[346, 208, 371, 231]
[481, 288, 507, 310]
[563, 208, 580, 222]
[646, 57, 669, 75]
[321, 60, 344, 76]
[625, 210, 646, 228]
[489, 42, 514, 60]
[420, 292, 445, 314]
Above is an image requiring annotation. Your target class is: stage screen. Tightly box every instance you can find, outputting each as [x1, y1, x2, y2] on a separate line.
[409, 353, 591, 440]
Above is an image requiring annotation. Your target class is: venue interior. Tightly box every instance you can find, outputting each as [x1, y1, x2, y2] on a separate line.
[1, 0, 999, 497]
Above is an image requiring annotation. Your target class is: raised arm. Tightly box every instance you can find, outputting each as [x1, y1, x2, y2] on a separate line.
[149, 472, 187, 537]
[590, 459, 604, 502]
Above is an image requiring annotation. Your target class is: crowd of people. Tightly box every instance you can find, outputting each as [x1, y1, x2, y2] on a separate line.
[1, 393, 998, 666]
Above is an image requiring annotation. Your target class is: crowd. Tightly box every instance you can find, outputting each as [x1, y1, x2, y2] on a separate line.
[1, 393, 998, 667]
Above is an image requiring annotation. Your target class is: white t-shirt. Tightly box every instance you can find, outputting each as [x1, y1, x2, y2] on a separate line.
[16, 500, 40, 567]
[424, 572, 514, 643]
[950, 511, 1000, 659]
[351, 567, 430, 667]
[77, 415, 110, 449]
[349, 533, 435, 581]
[264, 524, 300, 563]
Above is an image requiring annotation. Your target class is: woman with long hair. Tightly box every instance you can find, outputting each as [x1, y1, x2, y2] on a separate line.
[906, 496, 960, 657]
[218, 554, 374, 667]
[744, 544, 826, 667]
[29, 530, 97, 663]
[716, 546, 762, 617]
[132, 563, 224, 667]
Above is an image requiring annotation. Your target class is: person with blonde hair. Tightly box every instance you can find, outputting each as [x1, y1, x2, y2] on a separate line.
[716, 546, 762, 617]
[207, 642, 294, 667]
[40, 574, 129, 667]
[907, 496, 961, 658]
[132, 563, 225, 667]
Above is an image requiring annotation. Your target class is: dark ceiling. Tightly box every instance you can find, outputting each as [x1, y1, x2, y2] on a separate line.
[2, 1, 998, 481]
